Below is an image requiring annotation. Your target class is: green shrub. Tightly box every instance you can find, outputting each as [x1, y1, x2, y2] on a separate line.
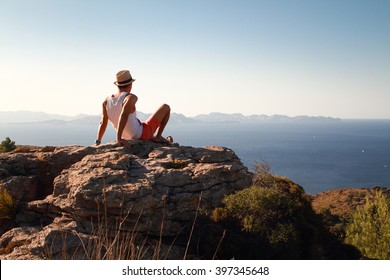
[209, 162, 327, 259]
[0, 137, 16, 153]
[213, 186, 301, 243]
[0, 187, 19, 220]
[252, 162, 305, 197]
[345, 191, 390, 260]
[203, 163, 362, 260]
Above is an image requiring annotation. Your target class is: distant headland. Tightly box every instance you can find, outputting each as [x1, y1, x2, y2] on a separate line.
[0, 110, 341, 125]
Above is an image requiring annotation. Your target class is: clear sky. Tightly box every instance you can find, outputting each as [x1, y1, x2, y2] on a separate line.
[1, 0, 389, 119]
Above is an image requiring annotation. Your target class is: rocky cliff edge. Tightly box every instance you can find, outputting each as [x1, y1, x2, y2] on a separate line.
[0, 141, 252, 259]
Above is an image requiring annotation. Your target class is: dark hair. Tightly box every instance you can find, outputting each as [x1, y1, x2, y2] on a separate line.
[118, 84, 131, 91]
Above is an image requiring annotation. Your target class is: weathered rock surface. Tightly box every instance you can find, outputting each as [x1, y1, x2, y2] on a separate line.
[0, 141, 252, 259]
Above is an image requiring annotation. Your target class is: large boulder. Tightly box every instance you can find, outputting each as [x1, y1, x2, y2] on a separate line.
[0, 141, 252, 259]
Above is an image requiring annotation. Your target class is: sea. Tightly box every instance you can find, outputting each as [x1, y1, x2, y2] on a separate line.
[1, 120, 390, 194]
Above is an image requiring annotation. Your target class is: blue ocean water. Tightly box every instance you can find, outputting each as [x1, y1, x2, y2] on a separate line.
[1, 120, 390, 194]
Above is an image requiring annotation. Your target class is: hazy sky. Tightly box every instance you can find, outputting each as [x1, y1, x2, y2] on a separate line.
[1, 0, 389, 118]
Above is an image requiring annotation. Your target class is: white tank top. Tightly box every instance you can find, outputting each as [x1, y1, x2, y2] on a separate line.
[105, 92, 143, 139]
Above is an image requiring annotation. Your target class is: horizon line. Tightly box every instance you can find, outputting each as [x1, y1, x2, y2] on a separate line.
[1, 109, 390, 121]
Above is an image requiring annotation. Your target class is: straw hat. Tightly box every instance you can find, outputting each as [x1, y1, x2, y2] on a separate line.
[114, 70, 135, 86]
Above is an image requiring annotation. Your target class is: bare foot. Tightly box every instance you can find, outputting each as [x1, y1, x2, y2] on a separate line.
[166, 136, 173, 143]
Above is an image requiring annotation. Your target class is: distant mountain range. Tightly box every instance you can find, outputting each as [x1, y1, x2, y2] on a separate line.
[0, 110, 341, 125]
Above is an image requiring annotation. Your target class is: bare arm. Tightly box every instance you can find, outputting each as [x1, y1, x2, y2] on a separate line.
[116, 94, 138, 145]
[96, 101, 108, 145]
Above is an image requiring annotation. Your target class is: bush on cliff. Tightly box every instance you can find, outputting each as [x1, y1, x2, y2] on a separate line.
[213, 186, 301, 244]
[345, 190, 390, 260]
[0, 188, 18, 220]
[0, 185, 19, 237]
[210, 186, 323, 258]
[0, 137, 16, 153]
[194, 163, 361, 260]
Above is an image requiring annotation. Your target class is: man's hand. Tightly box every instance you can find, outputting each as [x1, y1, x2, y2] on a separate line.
[117, 138, 130, 147]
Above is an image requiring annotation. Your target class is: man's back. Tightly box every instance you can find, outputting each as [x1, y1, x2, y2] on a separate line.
[105, 92, 142, 140]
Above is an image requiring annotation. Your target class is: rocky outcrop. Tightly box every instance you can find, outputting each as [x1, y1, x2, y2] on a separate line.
[0, 141, 252, 259]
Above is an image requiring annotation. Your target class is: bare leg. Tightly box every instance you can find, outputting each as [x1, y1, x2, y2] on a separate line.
[150, 104, 171, 142]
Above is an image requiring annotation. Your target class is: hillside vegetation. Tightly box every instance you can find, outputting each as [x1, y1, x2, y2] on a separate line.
[192, 163, 367, 259]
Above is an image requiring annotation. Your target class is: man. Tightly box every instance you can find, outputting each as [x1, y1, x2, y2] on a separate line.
[95, 70, 171, 146]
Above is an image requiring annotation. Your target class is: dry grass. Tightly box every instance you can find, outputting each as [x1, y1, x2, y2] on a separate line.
[312, 188, 376, 218]
[311, 187, 390, 238]
[43, 193, 208, 260]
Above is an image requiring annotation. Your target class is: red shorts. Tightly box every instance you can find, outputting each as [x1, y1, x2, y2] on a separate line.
[139, 115, 161, 140]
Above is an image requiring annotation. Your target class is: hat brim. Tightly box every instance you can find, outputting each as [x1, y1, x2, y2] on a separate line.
[114, 79, 136, 86]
